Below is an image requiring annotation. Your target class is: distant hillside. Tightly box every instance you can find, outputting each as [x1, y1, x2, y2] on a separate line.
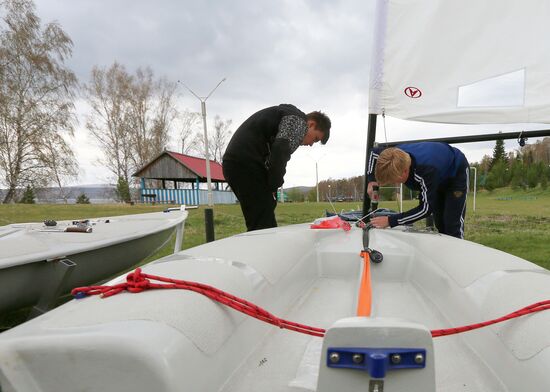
[0, 185, 117, 204]
[284, 186, 314, 195]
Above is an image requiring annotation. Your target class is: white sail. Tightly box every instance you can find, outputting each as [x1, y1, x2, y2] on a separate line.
[369, 0, 550, 124]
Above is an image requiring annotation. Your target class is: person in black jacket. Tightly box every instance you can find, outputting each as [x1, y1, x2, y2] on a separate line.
[223, 104, 331, 231]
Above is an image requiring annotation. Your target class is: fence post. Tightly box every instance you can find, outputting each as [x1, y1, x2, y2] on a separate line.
[205, 208, 215, 242]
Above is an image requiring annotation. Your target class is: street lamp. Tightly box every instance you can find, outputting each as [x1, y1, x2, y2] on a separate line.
[178, 78, 226, 206]
[307, 150, 325, 203]
[315, 161, 319, 203]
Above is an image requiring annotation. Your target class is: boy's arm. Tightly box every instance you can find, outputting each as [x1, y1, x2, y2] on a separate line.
[266, 115, 307, 191]
[388, 168, 439, 227]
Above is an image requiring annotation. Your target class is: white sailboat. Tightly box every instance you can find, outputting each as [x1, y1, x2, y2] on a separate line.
[0, 208, 188, 315]
[1, 1, 550, 391]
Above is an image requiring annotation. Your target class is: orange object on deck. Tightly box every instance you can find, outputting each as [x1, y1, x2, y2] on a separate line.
[357, 250, 372, 317]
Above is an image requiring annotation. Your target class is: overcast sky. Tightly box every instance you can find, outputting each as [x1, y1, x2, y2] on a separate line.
[32, 0, 539, 187]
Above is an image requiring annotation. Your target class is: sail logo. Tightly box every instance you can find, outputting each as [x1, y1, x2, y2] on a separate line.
[404, 87, 422, 98]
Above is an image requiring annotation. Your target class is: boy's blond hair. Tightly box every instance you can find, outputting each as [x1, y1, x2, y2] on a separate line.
[375, 147, 411, 185]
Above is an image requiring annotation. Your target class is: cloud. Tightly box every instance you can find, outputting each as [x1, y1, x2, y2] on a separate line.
[32, 0, 546, 187]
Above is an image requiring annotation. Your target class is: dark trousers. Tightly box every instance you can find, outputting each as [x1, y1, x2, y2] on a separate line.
[433, 160, 469, 239]
[222, 160, 277, 231]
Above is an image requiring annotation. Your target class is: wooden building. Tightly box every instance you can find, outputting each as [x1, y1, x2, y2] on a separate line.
[133, 151, 236, 205]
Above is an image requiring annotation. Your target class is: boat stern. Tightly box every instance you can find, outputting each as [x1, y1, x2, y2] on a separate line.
[318, 317, 435, 392]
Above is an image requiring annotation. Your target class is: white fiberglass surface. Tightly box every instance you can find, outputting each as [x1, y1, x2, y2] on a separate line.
[372, 281, 505, 391]
[220, 276, 356, 392]
[0, 211, 186, 268]
[220, 277, 504, 392]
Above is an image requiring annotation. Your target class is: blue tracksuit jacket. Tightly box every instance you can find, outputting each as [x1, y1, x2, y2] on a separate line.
[367, 142, 467, 227]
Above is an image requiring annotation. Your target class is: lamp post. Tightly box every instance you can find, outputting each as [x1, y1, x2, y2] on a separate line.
[179, 78, 226, 206]
[470, 167, 477, 213]
[308, 150, 325, 203]
[315, 161, 319, 203]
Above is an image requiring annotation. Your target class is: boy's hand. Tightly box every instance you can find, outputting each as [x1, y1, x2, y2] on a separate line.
[367, 181, 378, 198]
[370, 216, 389, 229]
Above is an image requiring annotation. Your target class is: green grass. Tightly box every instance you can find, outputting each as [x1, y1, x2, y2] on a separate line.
[394, 188, 550, 269]
[2, 188, 549, 269]
[1, 187, 549, 329]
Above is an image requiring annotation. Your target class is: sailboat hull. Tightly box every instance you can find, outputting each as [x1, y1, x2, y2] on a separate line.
[0, 210, 187, 314]
[0, 223, 548, 391]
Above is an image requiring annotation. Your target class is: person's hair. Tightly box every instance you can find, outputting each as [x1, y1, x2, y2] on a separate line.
[306, 111, 331, 144]
[375, 147, 411, 185]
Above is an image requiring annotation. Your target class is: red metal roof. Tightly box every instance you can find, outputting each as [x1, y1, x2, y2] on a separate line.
[167, 151, 226, 181]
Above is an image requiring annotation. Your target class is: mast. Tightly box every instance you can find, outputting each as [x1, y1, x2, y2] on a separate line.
[362, 113, 378, 216]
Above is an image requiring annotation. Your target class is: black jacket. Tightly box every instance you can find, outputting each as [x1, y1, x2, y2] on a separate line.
[223, 104, 307, 191]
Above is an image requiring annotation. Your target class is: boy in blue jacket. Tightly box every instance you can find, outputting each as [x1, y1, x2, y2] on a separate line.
[367, 142, 469, 239]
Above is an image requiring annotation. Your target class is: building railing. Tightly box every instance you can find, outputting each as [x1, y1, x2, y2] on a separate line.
[140, 188, 237, 205]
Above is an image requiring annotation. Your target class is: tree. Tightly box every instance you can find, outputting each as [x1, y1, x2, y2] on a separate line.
[0, 0, 78, 203]
[116, 177, 131, 203]
[526, 165, 539, 188]
[509, 159, 525, 190]
[192, 115, 233, 162]
[19, 185, 35, 204]
[127, 67, 177, 170]
[520, 137, 550, 165]
[85, 63, 178, 182]
[541, 172, 548, 190]
[478, 154, 492, 174]
[306, 188, 317, 202]
[210, 116, 232, 163]
[287, 188, 304, 202]
[41, 134, 78, 203]
[485, 160, 510, 190]
[76, 193, 90, 204]
[490, 139, 508, 169]
[177, 109, 201, 155]
[84, 62, 134, 182]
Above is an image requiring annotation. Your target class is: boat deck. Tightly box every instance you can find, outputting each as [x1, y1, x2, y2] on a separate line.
[221, 276, 504, 391]
[1, 224, 548, 391]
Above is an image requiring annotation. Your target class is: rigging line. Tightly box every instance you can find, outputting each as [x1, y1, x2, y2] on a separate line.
[73, 268, 550, 339]
[382, 109, 388, 143]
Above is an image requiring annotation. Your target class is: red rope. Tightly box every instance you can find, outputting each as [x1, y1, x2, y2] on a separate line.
[430, 300, 550, 337]
[72, 268, 549, 339]
[71, 268, 325, 337]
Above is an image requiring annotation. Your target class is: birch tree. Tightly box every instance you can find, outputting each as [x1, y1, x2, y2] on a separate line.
[84, 62, 133, 181]
[84, 63, 178, 182]
[177, 109, 200, 155]
[0, 0, 77, 203]
[193, 115, 232, 162]
[40, 133, 78, 202]
[128, 67, 177, 169]
[210, 116, 232, 163]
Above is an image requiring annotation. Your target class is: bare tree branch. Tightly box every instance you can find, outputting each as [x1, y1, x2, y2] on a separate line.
[176, 109, 200, 155]
[192, 115, 233, 162]
[0, 0, 77, 203]
[84, 63, 178, 184]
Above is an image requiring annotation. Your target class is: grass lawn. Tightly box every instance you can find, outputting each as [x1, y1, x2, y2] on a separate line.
[182, 188, 550, 270]
[1, 187, 549, 269]
[1, 187, 549, 329]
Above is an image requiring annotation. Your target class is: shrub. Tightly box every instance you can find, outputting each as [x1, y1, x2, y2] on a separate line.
[116, 177, 131, 203]
[76, 193, 91, 204]
[526, 166, 539, 188]
[19, 185, 35, 204]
